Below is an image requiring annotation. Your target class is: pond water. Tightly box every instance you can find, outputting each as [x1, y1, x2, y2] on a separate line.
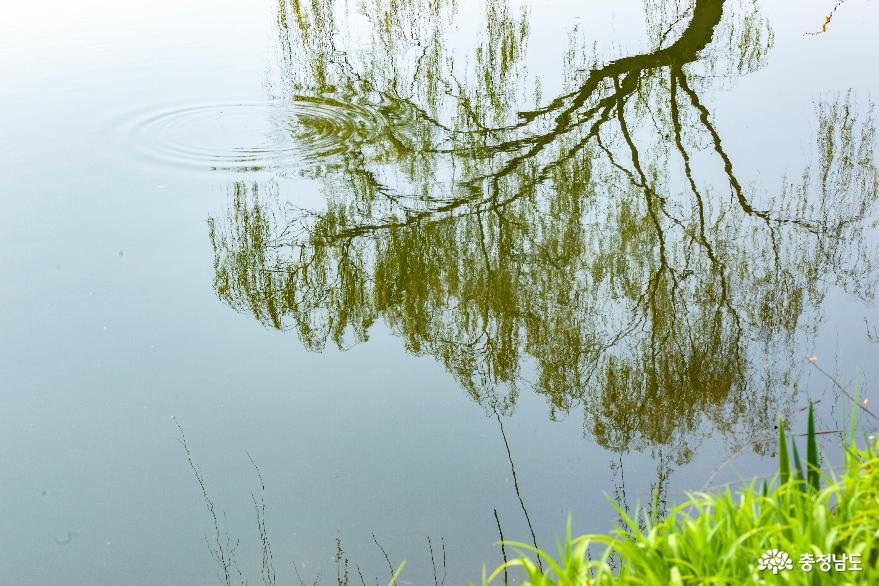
[2, 0, 878, 583]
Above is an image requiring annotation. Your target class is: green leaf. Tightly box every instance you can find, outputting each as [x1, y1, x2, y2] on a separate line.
[778, 419, 790, 485]
[388, 561, 406, 586]
[807, 402, 820, 491]
[791, 438, 806, 491]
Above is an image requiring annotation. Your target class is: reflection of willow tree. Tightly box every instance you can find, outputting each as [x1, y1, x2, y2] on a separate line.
[209, 0, 877, 457]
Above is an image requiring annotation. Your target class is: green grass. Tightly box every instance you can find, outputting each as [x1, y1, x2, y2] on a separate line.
[478, 402, 879, 585]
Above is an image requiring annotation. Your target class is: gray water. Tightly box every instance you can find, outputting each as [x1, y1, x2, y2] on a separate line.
[2, 0, 878, 583]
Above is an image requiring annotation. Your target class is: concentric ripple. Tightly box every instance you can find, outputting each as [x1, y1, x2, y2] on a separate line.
[124, 101, 301, 172]
[120, 95, 414, 173]
[288, 94, 412, 160]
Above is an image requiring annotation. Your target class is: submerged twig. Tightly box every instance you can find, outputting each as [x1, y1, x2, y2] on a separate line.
[175, 419, 238, 586]
[335, 537, 349, 586]
[292, 560, 308, 586]
[440, 537, 447, 586]
[428, 537, 438, 586]
[247, 452, 277, 586]
[371, 532, 395, 583]
[493, 509, 509, 586]
[809, 358, 878, 422]
[495, 410, 542, 571]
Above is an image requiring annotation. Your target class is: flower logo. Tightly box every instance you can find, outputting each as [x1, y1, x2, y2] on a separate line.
[758, 549, 793, 574]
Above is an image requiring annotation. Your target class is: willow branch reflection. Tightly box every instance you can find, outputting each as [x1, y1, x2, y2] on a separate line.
[209, 0, 878, 458]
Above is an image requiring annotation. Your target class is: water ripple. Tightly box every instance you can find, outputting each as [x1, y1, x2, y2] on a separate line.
[119, 94, 413, 173]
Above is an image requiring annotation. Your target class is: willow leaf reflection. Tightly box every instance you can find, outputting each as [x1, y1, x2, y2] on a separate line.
[210, 0, 878, 457]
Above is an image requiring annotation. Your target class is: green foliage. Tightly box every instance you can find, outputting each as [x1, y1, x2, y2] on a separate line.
[478, 406, 879, 585]
[780, 401, 821, 493]
[778, 418, 790, 486]
[806, 403, 820, 491]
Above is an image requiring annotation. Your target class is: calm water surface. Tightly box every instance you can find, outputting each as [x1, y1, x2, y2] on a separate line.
[2, 0, 878, 583]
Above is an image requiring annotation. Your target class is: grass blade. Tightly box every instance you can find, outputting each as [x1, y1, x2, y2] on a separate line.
[807, 402, 819, 491]
[791, 438, 805, 490]
[778, 419, 790, 485]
